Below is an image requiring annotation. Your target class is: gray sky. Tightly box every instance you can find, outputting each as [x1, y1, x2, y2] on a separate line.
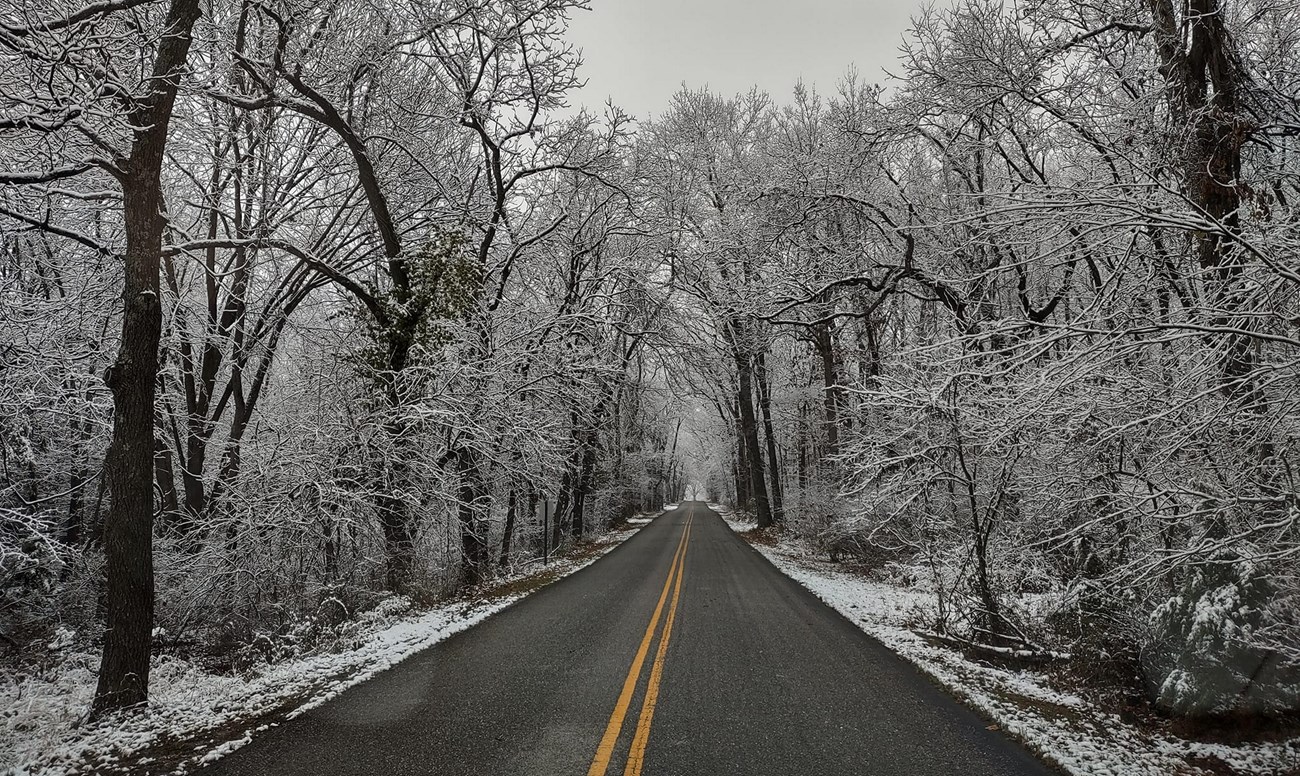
[564, 0, 928, 120]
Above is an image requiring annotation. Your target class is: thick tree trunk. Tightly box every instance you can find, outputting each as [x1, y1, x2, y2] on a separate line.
[376, 413, 418, 594]
[552, 467, 572, 550]
[755, 352, 784, 524]
[456, 445, 490, 589]
[734, 350, 773, 528]
[1149, 0, 1253, 396]
[732, 400, 749, 508]
[91, 0, 202, 719]
[570, 437, 597, 539]
[377, 495, 416, 593]
[734, 454, 745, 507]
[500, 489, 517, 568]
[812, 323, 840, 460]
[97, 220, 162, 714]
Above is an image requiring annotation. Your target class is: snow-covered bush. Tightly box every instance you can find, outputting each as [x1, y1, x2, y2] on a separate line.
[1143, 554, 1300, 716]
[0, 509, 75, 656]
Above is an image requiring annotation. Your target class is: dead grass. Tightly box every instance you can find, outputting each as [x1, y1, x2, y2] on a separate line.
[740, 526, 780, 546]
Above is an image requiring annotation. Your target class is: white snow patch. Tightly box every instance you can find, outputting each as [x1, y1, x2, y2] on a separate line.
[707, 502, 755, 535]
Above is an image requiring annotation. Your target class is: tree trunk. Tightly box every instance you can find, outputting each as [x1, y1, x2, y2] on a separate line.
[1149, 0, 1253, 396]
[377, 493, 416, 594]
[732, 400, 749, 508]
[456, 445, 490, 589]
[500, 489, 517, 568]
[526, 488, 539, 554]
[376, 412, 417, 594]
[570, 436, 597, 539]
[733, 444, 746, 509]
[63, 388, 97, 547]
[92, 0, 203, 718]
[734, 350, 773, 528]
[552, 467, 572, 550]
[812, 323, 840, 460]
[179, 417, 207, 532]
[152, 436, 180, 527]
[205, 315, 290, 521]
[796, 398, 811, 491]
[755, 352, 784, 524]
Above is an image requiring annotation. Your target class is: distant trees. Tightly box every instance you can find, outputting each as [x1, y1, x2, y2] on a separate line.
[642, 88, 782, 527]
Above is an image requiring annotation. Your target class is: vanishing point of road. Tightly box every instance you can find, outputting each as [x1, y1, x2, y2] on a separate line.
[198, 503, 1055, 775]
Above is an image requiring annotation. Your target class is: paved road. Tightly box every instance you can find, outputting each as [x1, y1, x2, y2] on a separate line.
[198, 502, 1054, 775]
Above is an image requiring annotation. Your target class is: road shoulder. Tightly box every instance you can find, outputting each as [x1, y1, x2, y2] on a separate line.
[7, 523, 649, 776]
[712, 505, 1300, 776]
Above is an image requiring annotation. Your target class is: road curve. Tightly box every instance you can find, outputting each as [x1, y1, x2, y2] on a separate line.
[196, 502, 1055, 775]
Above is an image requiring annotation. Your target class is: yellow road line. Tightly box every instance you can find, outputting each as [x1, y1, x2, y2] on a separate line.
[622, 516, 690, 776]
[587, 512, 693, 776]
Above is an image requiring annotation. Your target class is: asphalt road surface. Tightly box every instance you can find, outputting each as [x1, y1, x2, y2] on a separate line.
[198, 502, 1055, 775]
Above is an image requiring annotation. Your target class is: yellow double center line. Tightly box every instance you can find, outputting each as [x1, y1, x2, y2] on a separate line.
[587, 510, 693, 776]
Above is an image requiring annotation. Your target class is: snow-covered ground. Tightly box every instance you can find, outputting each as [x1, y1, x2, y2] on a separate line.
[2, 524, 643, 776]
[712, 505, 1300, 776]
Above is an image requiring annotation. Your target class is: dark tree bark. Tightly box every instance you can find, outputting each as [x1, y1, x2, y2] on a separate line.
[663, 418, 682, 509]
[63, 368, 99, 548]
[1148, 0, 1254, 394]
[376, 487, 416, 594]
[812, 322, 840, 460]
[570, 439, 597, 540]
[732, 399, 750, 508]
[152, 437, 180, 526]
[456, 445, 490, 588]
[734, 347, 774, 528]
[499, 489, 517, 568]
[92, 0, 203, 718]
[63, 465, 87, 547]
[526, 488, 539, 554]
[551, 470, 571, 552]
[754, 351, 784, 524]
[796, 397, 810, 491]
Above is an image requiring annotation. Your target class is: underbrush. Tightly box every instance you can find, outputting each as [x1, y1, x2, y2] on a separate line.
[1, 525, 639, 776]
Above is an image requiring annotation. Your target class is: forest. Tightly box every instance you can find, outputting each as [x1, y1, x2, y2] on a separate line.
[2, 0, 1298, 750]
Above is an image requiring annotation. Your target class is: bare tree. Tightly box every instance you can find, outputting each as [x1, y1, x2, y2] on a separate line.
[1, 0, 205, 715]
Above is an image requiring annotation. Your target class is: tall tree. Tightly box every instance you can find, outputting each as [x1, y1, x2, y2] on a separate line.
[95, 0, 204, 716]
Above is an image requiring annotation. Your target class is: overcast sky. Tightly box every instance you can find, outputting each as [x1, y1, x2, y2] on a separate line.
[564, 0, 930, 120]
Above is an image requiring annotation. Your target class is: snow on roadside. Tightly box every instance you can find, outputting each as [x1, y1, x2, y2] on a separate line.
[2, 524, 643, 776]
[720, 516, 1300, 776]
